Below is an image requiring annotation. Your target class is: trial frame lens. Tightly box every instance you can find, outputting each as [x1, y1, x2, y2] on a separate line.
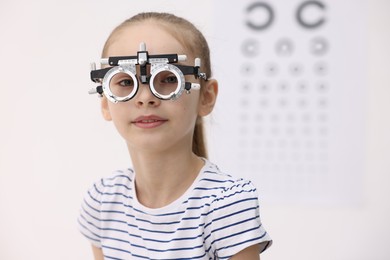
[102, 65, 138, 103]
[149, 63, 186, 100]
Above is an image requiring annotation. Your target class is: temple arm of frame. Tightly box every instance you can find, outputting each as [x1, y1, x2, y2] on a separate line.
[176, 65, 207, 80]
[88, 85, 103, 95]
[184, 82, 201, 91]
[90, 67, 112, 83]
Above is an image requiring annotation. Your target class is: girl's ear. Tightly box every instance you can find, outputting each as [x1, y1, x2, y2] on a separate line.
[101, 96, 112, 121]
[198, 79, 218, 117]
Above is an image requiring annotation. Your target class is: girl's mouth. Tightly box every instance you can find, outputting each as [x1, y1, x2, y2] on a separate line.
[132, 116, 168, 129]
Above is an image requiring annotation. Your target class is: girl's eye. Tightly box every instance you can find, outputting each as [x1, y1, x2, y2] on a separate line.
[162, 75, 178, 84]
[119, 79, 134, 87]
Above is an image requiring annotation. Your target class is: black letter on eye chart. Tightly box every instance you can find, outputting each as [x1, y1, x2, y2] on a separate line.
[246, 2, 274, 31]
[296, 1, 326, 29]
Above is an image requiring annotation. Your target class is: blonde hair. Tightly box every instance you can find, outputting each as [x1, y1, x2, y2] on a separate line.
[102, 12, 212, 158]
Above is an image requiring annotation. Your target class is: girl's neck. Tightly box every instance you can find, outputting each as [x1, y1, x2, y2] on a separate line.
[128, 147, 204, 209]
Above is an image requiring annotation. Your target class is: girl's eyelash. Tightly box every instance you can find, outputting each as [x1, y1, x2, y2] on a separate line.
[118, 79, 134, 86]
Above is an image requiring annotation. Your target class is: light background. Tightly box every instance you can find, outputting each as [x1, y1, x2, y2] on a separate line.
[0, 0, 389, 259]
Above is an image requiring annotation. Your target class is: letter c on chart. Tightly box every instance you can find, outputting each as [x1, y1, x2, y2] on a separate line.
[246, 2, 274, 31]
[296, 0, 326, 29]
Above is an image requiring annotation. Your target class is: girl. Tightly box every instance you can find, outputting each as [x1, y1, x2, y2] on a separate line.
[78, 12, 272, 259]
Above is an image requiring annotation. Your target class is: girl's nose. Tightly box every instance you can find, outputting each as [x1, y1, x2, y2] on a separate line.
[135, 83, 161, 107]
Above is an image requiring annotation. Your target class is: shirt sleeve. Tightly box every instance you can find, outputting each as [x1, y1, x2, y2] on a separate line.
[204, 179, 272, 259]
[77, 179, 104, 248]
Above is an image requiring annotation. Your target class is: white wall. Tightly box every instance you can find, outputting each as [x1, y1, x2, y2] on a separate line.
[0, 0, 389, 259]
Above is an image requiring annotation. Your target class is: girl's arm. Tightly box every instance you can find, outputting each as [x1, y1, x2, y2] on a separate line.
[230, 242, 268, 260]
[92, 245, 104, 260]
[230, 244, 260, 260]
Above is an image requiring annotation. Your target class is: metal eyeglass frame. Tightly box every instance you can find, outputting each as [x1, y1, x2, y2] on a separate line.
[88, 42, 207, 104]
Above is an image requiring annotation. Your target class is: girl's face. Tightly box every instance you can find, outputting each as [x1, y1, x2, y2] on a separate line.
[101, 22, 204, 154]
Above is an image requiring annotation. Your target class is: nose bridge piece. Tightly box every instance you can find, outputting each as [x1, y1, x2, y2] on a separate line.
[139, 65, 148, 84]
[137, 42, 149, 83]
[135, 80, 159, 106]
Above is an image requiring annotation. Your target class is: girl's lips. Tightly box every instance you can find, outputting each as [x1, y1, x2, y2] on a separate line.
[132, 115, 168, 129]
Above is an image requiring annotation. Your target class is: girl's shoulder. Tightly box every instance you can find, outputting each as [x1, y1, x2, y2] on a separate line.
[198, 160, 259, 199]
[90, 168, 135, 196]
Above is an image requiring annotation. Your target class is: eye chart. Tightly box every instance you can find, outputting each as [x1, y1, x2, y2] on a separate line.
[210, 0, 366, 205]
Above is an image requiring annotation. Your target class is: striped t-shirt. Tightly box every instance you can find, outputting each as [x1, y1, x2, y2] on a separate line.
[78, 160, 272, 259]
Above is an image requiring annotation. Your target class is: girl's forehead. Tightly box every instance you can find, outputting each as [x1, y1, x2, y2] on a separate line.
[106, 23, 187, 57]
